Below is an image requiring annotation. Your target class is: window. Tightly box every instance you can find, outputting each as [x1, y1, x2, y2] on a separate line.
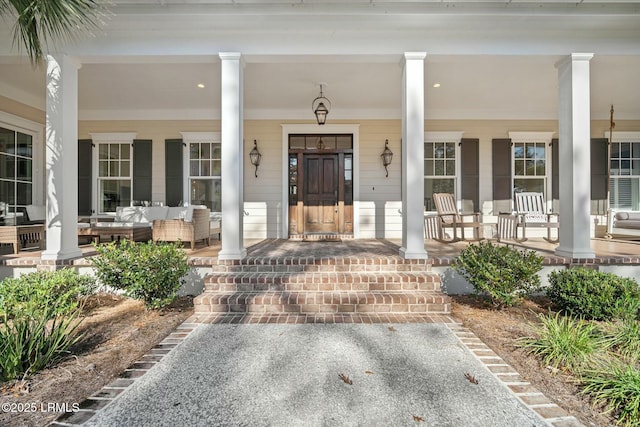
[0, 126, 33, 220]
[423, 132, 463, 212]
[509, 132, 553, 201]
[181, 132, 221, 212]
[98, 143, 131, 212]
[189, 142, 221, 211]
[609, 135, 640, 210]
[91, 133, 136, 214]
[513, 142, 546, 195]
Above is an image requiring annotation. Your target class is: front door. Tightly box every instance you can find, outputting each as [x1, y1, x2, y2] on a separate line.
[304, 154, 338, 233]
[288, 134, 353, 236]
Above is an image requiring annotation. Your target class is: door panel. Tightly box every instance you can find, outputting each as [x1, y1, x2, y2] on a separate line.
[304, 155, 338, 233]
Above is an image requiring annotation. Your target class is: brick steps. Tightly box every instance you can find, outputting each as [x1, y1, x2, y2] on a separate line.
[194, 291, 449, 314]
[209, 256, 432, 273]
[204, 272, 440, 292]
[194, 254, 451, 317]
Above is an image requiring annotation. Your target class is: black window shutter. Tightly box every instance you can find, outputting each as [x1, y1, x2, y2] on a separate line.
[492, 139, 512, 214]
[591, 138, 609, 215]
[551, 138, 559, 213]
[78, 139, 93, 216]
[133, 140, 152, 204]
[165, 139, 183, 207]
[460, 138, 479, 213]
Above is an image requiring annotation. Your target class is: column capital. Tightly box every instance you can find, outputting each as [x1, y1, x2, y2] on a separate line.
[403, 52, 427, 61]
[45, 54, 82, 70]
[219, 52, 242, 61]
[555, 53, 593, 69]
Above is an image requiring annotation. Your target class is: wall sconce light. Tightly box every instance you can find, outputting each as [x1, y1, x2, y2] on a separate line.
[312, 83, 331, 125]
[249, 140, 261, 177]
[381, 139, 393, 177]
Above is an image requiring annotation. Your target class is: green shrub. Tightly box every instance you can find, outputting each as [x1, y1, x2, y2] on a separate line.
[519, 312, 603, 372]
[0, 269, 95, 319]
[581, 362, 640, 427]
[91, 240, 189, 309]
[0, 305, 83, 382]
[452, 241, 543, 308]
[546, 268, 640, 321]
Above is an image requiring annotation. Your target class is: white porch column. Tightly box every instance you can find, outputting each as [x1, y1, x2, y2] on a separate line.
[41, 55, 82, 261]
[218, 52, 247, 260]
[400, 52, 428, 259]
[555, 53, 595, 259]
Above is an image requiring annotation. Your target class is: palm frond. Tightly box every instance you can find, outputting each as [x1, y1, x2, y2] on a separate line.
[4, 0, 108, 65]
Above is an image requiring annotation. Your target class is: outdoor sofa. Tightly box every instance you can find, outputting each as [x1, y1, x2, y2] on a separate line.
[607, 210, 640, 239]
[91, 205, 212, 249]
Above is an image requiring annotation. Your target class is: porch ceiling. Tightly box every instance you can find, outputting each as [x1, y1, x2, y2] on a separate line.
[1, 54, 639, 121]
[0, 1, 639, 122]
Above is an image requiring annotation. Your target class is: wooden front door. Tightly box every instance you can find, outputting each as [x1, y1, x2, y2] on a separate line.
[303, 154, 338, 233]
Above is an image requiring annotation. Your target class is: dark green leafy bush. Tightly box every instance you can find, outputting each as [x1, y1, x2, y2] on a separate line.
[452, 241, 543, 308]
[0, 269, 95, 319]
[546, 268, 640, 321]
[91, 240, 189, 309]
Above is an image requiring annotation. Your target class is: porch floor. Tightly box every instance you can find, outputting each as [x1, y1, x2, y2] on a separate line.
[1, 237, 640, 266]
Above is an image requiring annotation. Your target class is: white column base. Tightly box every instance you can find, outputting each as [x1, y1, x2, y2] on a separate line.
[399, 246, 428, 260]
[555, 246, 595, 259]
[41, 248, 83, 261]
[217, 248, 248, 260]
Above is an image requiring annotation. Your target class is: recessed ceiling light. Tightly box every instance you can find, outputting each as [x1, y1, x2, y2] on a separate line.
[197, 83, 205, 88]
[433, 83, 441, 88]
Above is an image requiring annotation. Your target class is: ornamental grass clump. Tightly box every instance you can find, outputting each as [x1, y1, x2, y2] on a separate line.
[452, 241, 543, 308]
[0, 269, 92, 381]
[91, 240, 189, 309]
[581, 362, 640, 427]
[601, 319, 640, 363]
[518, 312, 603, 373]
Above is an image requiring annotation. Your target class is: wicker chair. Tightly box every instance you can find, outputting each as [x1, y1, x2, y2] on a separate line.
[152, 207, 211, 249]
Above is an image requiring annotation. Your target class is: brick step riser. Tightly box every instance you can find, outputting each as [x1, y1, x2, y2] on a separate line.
[209, 265, 433, 273]
[194, 292, 451, 315]
[204, 282, 441, 292]
[193, 303, 451, 315]
[204, 272, 439, 284]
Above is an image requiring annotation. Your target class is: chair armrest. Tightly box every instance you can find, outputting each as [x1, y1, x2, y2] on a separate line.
[460, 212, 481, 222]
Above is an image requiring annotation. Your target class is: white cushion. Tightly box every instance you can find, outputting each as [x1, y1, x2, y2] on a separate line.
[140, 206, 169, 222]
[116, 206, 168, 223]
[26, 205, 46, 221]
[167, 207, 189, 220]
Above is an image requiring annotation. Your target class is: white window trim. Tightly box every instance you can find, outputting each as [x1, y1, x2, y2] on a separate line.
[605, 131, 640, 210]
[180, 132, 221, 208]
[424, 131, 464, 212]
[0, 111, 44, 206]
[89, 132, 137, 214]
[509, 131, 554, 212]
